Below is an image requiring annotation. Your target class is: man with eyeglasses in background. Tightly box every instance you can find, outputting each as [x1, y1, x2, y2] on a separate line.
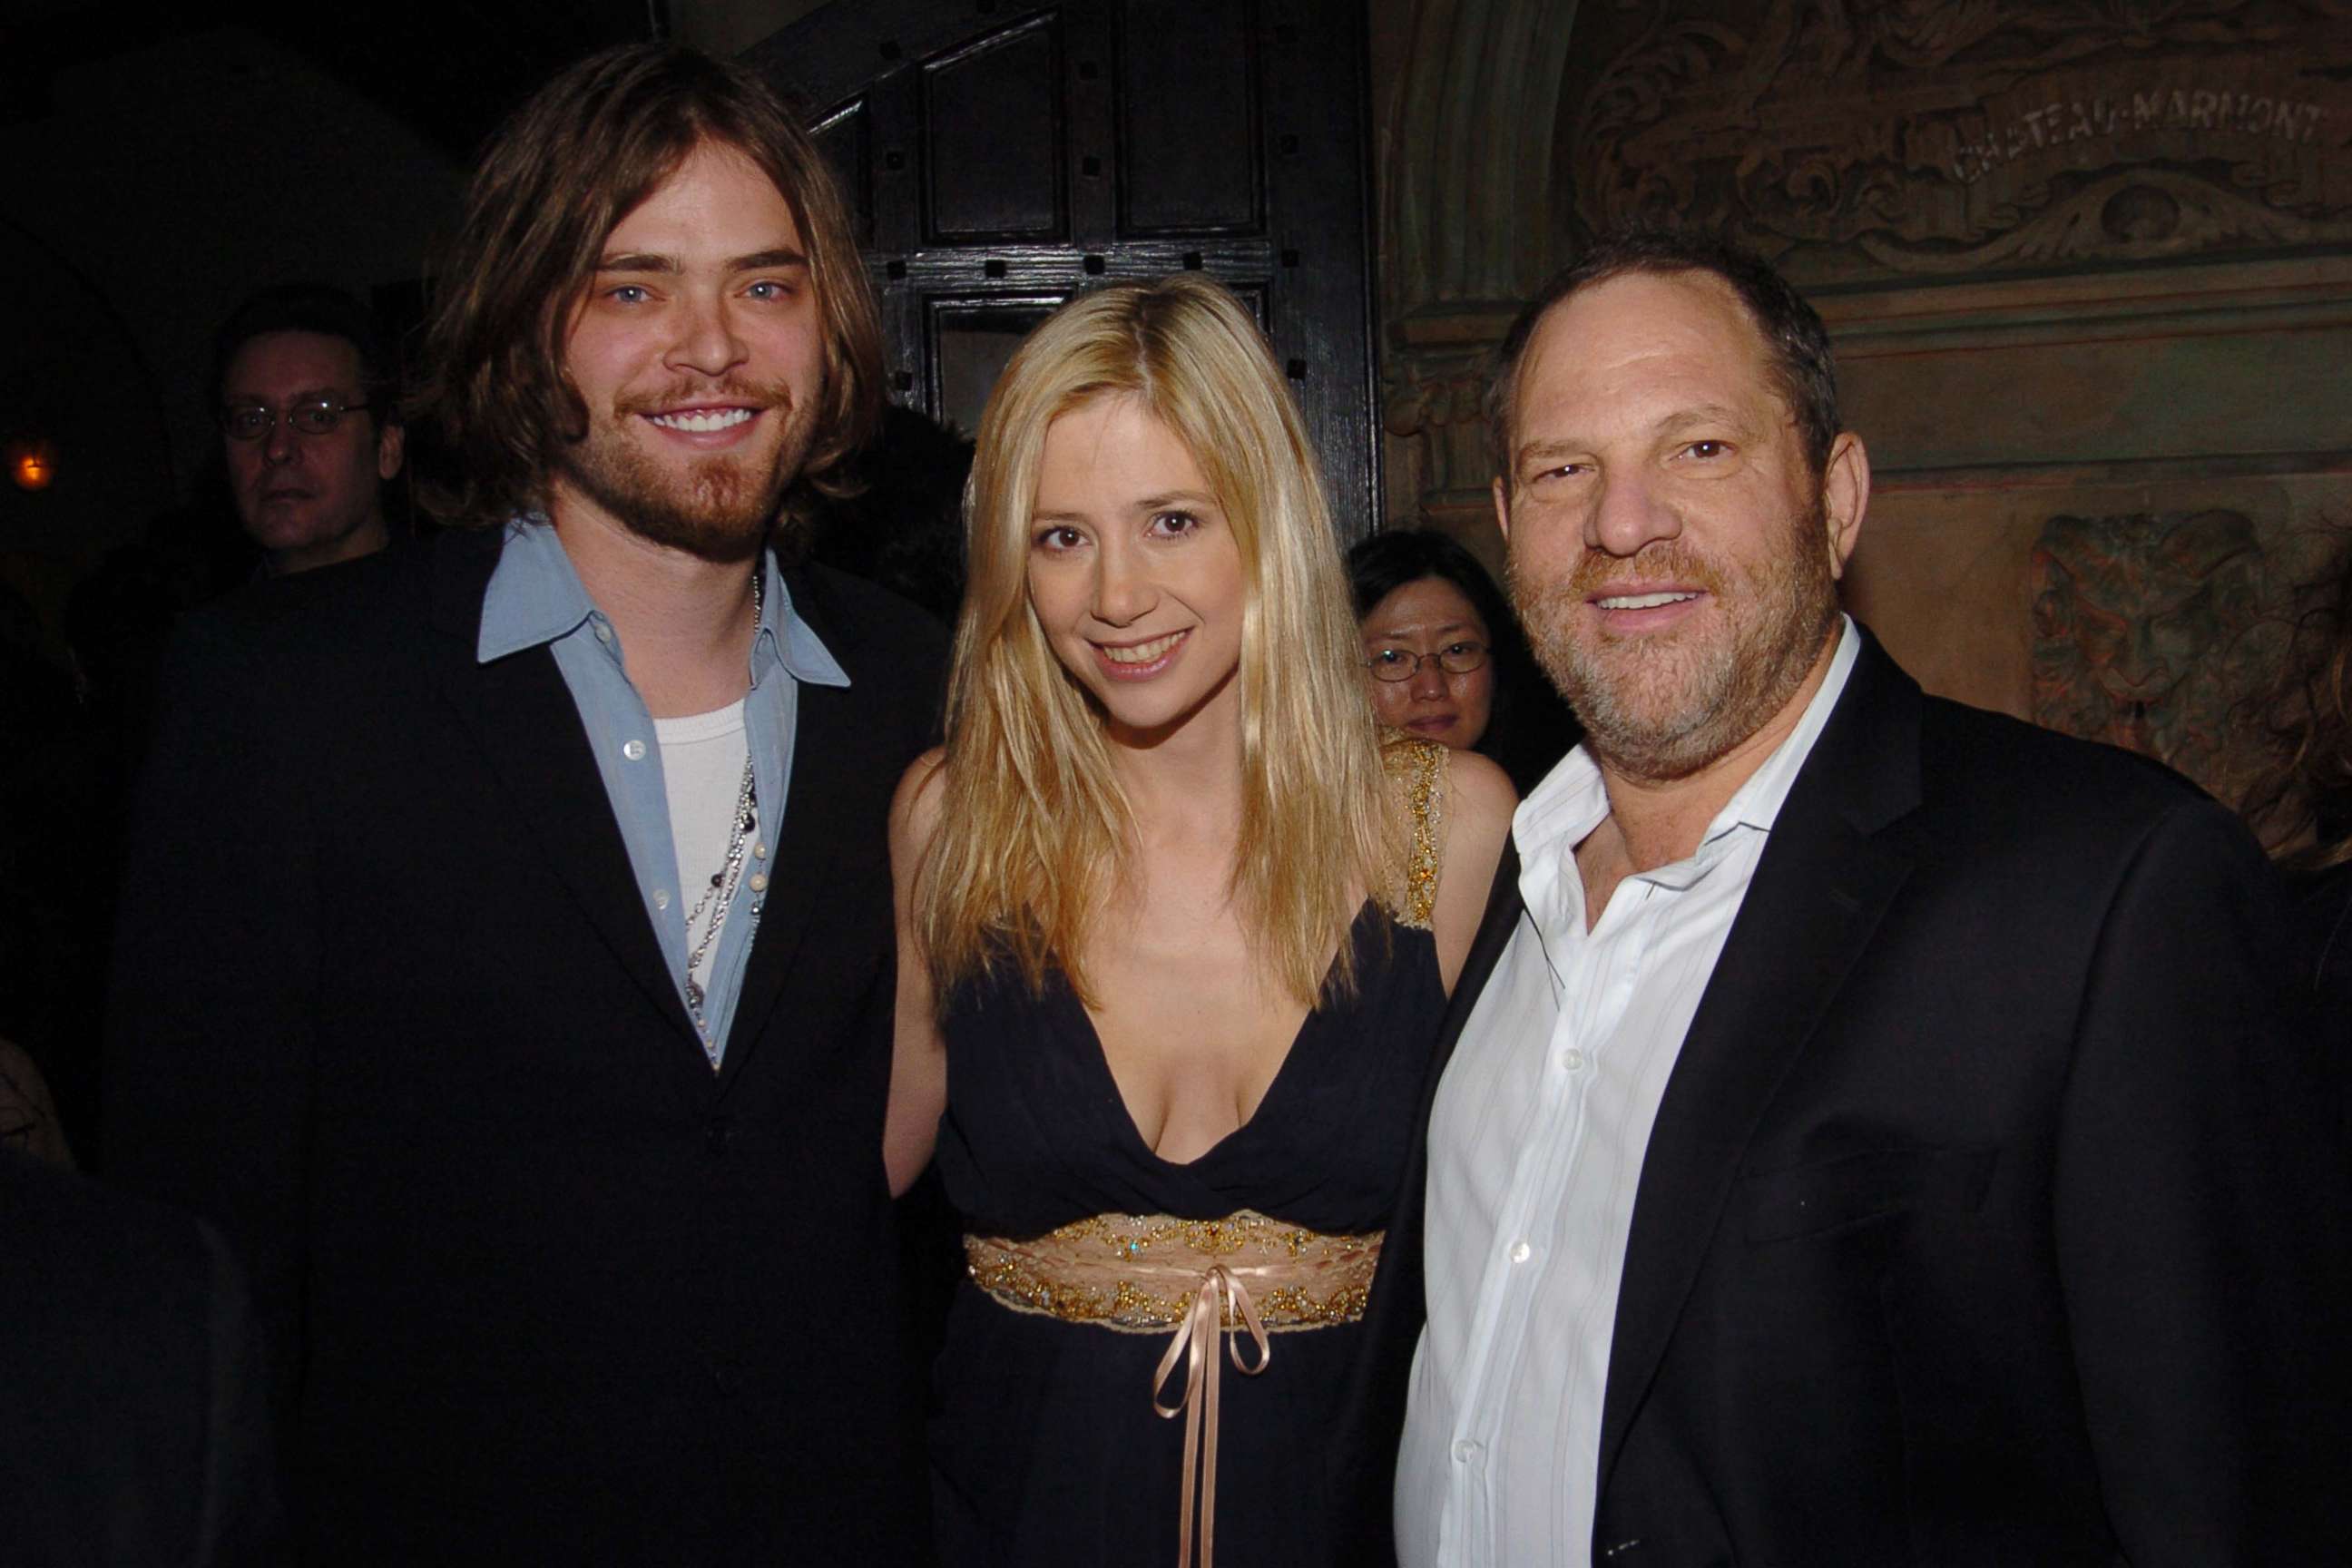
[213, 283, 406, 576]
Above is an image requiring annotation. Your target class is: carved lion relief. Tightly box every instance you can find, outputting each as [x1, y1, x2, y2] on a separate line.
[2029, 508, 2342, 800]
[1563, 0, 2352, 281]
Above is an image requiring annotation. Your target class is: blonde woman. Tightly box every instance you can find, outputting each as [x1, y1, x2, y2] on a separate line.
[884, 276, 1513, 1567]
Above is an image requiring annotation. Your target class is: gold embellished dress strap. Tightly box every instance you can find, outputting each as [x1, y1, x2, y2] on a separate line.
[1377, 731, 1450, 931]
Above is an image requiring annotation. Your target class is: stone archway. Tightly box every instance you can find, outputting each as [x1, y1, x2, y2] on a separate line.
[1373, 0, 1582, 542]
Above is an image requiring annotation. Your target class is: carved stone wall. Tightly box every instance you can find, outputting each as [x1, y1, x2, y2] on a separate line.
[1560, 0, 2352, 283]
[1371, 0, 2352, 799]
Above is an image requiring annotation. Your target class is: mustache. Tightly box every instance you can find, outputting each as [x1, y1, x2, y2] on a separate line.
[1509, 541, 1730, 611]
[1565, 540, 1727, 598]
[612, 379, 797, 417]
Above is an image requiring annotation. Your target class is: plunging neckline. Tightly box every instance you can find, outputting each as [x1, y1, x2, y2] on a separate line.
[1069, 901, 1374, 1168]
[930, 876, 1454, 1568]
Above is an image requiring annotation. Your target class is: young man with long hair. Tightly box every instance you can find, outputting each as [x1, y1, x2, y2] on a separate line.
[107, 45, 943, 1562]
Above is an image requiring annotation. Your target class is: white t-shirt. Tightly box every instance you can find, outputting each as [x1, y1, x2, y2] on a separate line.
[654, 700, 751, 1004]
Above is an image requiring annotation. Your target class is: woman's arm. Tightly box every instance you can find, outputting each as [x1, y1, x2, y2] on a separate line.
[1428, 749, 1516, 995]
[882, 749, 950, 1197]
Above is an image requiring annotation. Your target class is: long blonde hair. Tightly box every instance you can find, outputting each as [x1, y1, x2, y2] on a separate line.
[918, 275, 1387, 1009]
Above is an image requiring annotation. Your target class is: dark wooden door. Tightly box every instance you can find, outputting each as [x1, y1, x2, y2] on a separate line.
[746, 0, 1380, 540]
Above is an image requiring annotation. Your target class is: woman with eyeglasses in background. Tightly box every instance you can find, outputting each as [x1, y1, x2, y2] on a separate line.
[1348, 527, 1579, 794]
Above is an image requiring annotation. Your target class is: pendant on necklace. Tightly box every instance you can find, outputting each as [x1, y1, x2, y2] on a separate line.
[683, 977, 705, 1012]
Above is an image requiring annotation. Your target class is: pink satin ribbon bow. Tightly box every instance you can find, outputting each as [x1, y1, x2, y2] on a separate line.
[1150, 1263, 1274, 1568]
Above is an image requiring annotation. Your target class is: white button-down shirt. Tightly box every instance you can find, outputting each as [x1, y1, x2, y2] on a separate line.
[1396, 619, 1860, 1568]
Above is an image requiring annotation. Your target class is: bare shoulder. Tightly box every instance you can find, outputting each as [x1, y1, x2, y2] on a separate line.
[1436, 747, 1514, 907]
[890, 747, 949, 857]
[1443, 748, 1517, 844]
[1426, 747, 1514, 994]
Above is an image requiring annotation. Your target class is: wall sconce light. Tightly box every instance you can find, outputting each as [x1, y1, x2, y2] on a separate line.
[5, 436, 55, 492]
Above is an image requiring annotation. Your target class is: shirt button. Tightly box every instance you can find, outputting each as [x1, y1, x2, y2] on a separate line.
[622, 739, 646, 761]
[748, 873, 768, 893]
[1509, 1240, 1532, 1264]
[1561, 1047, 1588, 1073]
[753, 841, 767, 860]
[1452, 1438, 1481, 1465]
[593, 622, 612, 644]
[653, 887, 671, 910]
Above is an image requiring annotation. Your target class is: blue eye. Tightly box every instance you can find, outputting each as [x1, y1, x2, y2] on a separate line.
[608, 284, 650, 305]
[747, 279, 790, 300]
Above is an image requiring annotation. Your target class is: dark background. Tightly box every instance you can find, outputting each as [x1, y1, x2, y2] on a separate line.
[0, 0, 666, 1157]
[0, 2, 661, 596]
[0, 0, 1385, 1160]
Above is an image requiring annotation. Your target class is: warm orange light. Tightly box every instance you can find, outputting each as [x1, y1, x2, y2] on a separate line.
[5, 437, 54, 492]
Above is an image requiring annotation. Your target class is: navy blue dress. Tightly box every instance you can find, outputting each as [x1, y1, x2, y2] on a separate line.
[929, 904, 1445, 1567]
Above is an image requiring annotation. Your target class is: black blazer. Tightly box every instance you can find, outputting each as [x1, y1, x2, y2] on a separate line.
[1348, 632, 2350, 1564]
[104, 530, 946, 1565]
[0, 1152, 281, 1566]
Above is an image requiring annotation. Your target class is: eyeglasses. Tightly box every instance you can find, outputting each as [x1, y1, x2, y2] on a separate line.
[218, 397, 372, 441]
[1365, 642, 1489, 681]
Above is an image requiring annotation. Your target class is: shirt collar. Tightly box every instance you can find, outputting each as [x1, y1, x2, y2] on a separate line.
[764, 565, 849, 690]
[1513, 614, 1862, 887]
[476, 515, 849, 689]
[476, 516, 593, 662]
[1710, 613, 1859, 839]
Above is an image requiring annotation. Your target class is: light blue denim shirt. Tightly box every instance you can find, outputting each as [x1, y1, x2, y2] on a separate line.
[476, 516, 849, 1065]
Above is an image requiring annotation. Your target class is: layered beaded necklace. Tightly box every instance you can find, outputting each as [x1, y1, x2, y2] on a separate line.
[679, 566, 764, 1069]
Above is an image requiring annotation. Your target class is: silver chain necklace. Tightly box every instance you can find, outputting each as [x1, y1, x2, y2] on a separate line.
[680, 567, 764, 1067]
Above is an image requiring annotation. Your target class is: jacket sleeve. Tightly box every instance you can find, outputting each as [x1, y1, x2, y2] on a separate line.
[197, 1215, 289, 1566]
[2054, 794, 2352, 1563]
[104, 605, 322, 1430]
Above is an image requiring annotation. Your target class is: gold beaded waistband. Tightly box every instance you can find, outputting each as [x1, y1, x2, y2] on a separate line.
[963, 1210, 1381, 1332]
[964, 1211, 1382, 1568]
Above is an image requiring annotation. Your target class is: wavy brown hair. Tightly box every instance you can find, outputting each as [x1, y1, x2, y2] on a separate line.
[407, 44, 881, 529]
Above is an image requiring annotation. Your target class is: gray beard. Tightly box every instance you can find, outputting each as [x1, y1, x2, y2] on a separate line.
[1512, 505, 1840, 783]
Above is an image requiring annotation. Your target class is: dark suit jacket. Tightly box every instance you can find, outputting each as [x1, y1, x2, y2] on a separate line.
[104, 529, 946, 1565]
[1348, 632, 2350, 1565]
[0, 1152, 282, 1566]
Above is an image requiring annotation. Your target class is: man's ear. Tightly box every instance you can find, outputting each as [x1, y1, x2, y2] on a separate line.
[377, 422, 407, 483]
[1492, 475, 1513, 544]
[1822, 431, 1868, 581]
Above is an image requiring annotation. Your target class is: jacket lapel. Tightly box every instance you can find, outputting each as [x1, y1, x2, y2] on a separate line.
[1595, 636, 1924, 1494]
[1390, 840, 1530, 1296]
[1332, 835, 1532, 1546]
[711, 675, 863, 1092]
[1392, 840, 1529, 1308]
[427, 534, 703, 1071]
[1430, 841, 1528, 1090]
[712, 566, 882, 1093]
